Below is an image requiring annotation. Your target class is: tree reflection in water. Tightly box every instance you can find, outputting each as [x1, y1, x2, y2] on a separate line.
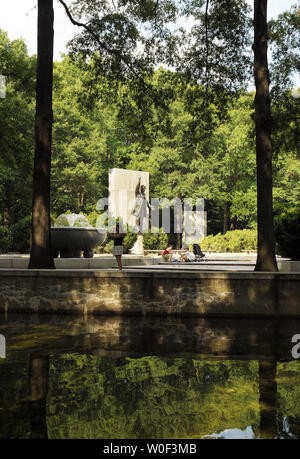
[259, 361, 277, 439]
[29, 355, 49, 439]
[0, 314, 299, 439]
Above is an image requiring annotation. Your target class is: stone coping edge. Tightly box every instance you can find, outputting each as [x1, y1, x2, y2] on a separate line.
[0, 268, 300, 280]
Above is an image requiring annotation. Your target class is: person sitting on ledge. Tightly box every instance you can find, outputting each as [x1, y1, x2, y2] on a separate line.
[179, 246, 193, 262]
[162, 244, 173, 263]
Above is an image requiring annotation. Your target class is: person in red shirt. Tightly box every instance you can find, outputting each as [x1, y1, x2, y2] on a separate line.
[162, 244, 173, 263]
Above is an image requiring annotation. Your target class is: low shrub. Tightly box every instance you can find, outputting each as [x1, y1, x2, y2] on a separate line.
[102, 240, 114, 254]
[97, 221, 138, 254]
[123, 231, 138, 254]
[0, 226, 13, 253]
[99, 228, 168, 253]
[200, 229, 257, 252]
[143, 229, 168, 250]
[201, 233, 228, 252]
[226, 229, 257, 252]
[85, 211, 100, 227]
[274, 208, 300, 260]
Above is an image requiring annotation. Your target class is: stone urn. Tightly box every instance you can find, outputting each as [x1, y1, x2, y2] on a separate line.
[51, 213, 106, 258]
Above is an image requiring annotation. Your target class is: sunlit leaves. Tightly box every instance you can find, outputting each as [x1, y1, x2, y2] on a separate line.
[180, 0, 252, 91]
[269, 4, 300, 98]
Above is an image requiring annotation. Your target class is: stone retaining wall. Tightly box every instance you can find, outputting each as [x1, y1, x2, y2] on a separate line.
[0, 270, 300, 317]
[0, 255, 162, 269]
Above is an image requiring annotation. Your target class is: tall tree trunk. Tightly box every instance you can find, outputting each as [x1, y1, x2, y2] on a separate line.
[28, 0, 55, 269]
[176, 232, 181, 250]
[258, 360, 277, 439]
[29, 355, 49, 439]
[253, 0, 278, 271]
[3, 208, 9, 228]
[78, 190, 85, 211]
[223, 201, 230, 234]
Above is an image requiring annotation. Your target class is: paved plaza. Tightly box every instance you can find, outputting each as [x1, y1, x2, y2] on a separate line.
[0, 252, 294, 272]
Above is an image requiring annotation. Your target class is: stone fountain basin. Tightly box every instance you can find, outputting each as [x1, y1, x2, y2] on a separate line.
[51, 227, 106, 257]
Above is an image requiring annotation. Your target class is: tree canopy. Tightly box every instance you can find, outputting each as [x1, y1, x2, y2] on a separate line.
[0, 1, 299, 263]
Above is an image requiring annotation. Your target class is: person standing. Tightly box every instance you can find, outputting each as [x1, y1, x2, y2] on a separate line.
[110, 223, 125, 270]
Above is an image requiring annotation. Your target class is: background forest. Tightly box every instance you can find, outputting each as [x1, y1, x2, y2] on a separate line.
[0, 2, 299, 253]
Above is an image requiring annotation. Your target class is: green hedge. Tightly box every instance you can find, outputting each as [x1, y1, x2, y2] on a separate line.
[85, 214, 168, 252]
[123, 232, 138, 253]
[100, 232, 138, 254]
[200, 229, 257, 252]
[143, 229, 168, 250]
[0, 226, 13, 253]
[99, 229, 168, 254]
[101, 240, 114, 254]
[96, 217, 138, 254]
[274, 208, 300, 260]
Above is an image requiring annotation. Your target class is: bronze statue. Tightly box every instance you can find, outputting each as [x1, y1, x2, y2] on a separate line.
[132, 177, 151, 233]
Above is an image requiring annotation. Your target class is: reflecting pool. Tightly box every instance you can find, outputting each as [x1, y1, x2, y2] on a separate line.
[0, 313, 299, 439]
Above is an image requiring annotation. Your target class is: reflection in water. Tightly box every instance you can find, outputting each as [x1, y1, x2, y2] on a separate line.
[205, 426, 255, 439]
[29, 356, 49, 439]
[259, 361, 277, 439]
[0, 314, 299, 439]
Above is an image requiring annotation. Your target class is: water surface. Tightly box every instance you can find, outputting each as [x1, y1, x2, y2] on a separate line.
[0, 313, 299, 439]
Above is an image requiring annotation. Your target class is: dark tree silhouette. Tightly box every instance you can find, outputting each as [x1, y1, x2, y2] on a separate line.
[28, 0, 55, 269]
[258, 360, 278, 439]
[253, 0, 278, 271]
[29, 355, 49, 438]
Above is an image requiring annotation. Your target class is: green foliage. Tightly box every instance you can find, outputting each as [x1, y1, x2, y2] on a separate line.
[98, 218, 138, 254]
[0, 226, 12, 253]
[1, 0, 299, 241]
[201, 233, 227, 252]
[269, 5, 300, 99]
[85, 211, 101, 227]
[2, 322, 300, 440]
[10, 216, 31, 253]
[143, 228, 168, 250]
[0, 30, 35, 228]
[277, 361, 300, 421]
[274, 207, 300, 260]
[181, 0, 252, 92]
[102, 239, 114, 254]
[45, 354, 260, 439]
[227, 229, 257, 252]
[230, 188, 257, 229]
[123, 231, 138, 254]
[68, 0, 178, 75]
[50, 213, 57, 226]
[201, 229, 257, 252]
[271, 88, 300, 161]
[51, 57, 113, 216]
